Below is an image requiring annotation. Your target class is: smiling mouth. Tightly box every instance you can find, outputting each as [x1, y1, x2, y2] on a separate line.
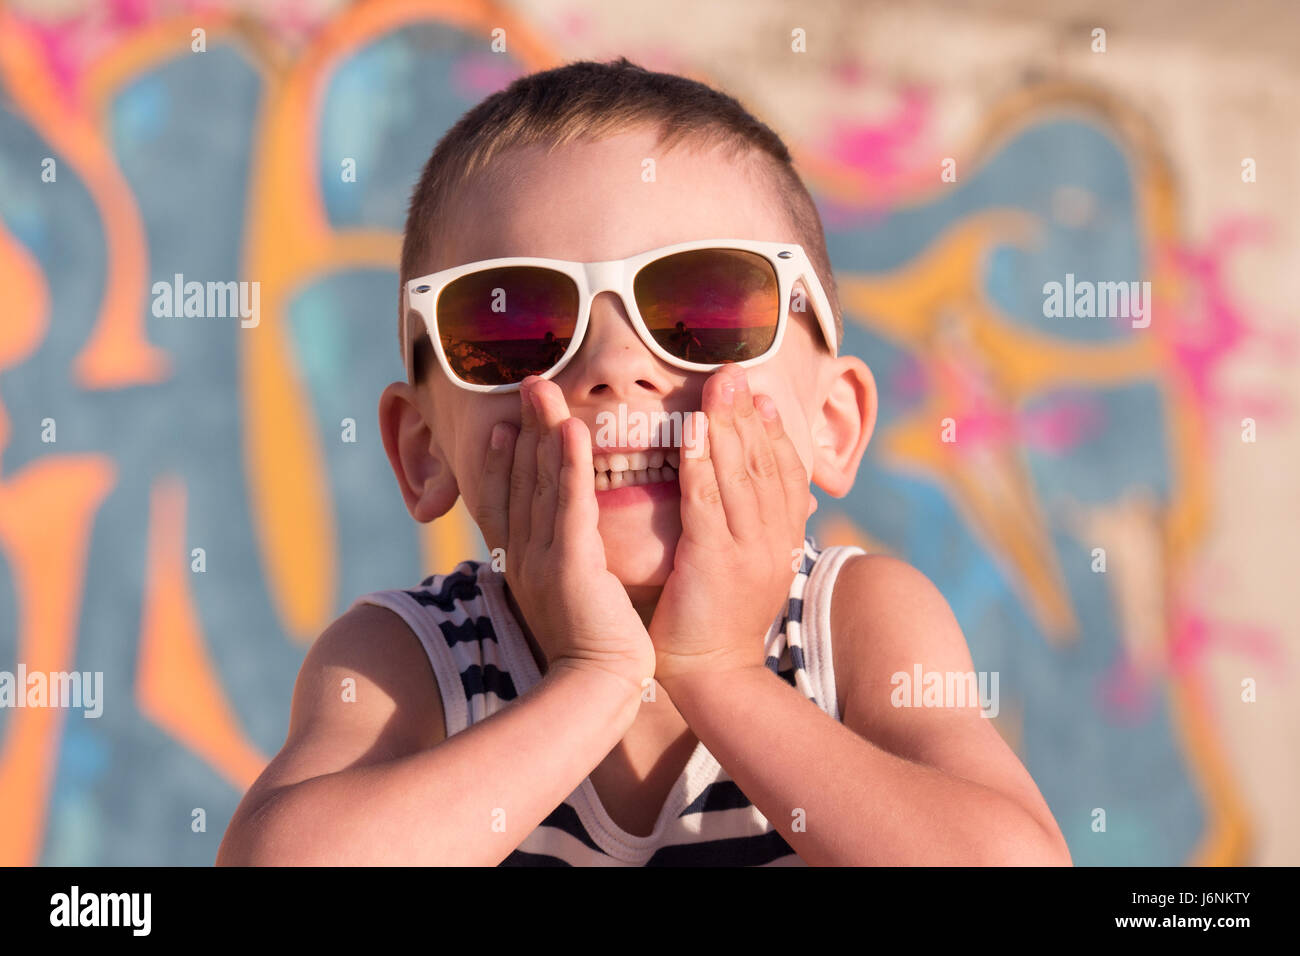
[592, 449, 681, 490]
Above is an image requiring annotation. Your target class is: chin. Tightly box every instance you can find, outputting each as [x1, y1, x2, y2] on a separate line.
[595, 499, 680, 586]
[601, 532, 677, 588]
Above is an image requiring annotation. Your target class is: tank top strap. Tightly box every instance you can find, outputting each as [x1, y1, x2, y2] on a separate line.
[764, 536, 867, 723]
[349, 559, 504, 737]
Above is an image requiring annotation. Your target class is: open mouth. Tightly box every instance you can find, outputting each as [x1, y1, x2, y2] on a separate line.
[593, 449, 681, 491]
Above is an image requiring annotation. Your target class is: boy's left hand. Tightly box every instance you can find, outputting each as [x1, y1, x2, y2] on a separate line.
[649, 364, 817, 684]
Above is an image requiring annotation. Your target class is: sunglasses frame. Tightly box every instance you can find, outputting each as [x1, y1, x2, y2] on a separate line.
[403, 238, 838, 392]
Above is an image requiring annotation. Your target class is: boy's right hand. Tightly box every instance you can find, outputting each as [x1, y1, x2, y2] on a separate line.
[475, 376, 656, 693]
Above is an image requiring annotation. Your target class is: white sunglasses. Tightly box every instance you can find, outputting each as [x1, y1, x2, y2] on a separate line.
[403, 238, 838, 392]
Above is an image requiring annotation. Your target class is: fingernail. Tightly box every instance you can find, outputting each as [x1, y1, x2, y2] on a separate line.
[757, 395, 778, 420]
[719, 378, 735, 404]
[490, 423, 508, 449]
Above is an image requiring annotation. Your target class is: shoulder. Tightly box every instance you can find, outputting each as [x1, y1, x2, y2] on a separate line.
[828, 553, 973, 720]
[287, 601, 447, 757]
[825, 553, 1072, 865]
[218, 603, 447, 862]
[829, 552, 964, 647]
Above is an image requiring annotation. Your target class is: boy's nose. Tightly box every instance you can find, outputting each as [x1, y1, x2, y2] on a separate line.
[563, 290, 672, 400]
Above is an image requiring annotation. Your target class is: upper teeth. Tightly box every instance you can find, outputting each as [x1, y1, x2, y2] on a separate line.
[593, 450, 681, 490]
[593, 450, 680, 473]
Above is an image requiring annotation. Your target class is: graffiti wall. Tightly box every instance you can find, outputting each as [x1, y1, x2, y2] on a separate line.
[0, 0, 1295, 865]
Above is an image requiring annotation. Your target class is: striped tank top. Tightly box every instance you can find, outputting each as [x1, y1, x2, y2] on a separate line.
[351, 534, 865, 866]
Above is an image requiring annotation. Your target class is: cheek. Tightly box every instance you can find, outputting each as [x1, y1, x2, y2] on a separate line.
[744, 374, 812, 468]
[754, 390, 811, 478]
[770, 396, 815, 479]
[455, 432, 494, 503]
[452, 405, 520, 502]
[788, 430, 815, 481]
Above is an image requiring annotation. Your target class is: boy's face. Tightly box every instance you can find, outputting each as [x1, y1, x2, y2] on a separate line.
[389, 126, 869, 594]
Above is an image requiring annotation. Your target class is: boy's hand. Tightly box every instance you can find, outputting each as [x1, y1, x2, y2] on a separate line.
[476, 376, 656, 692]
[649, 364, 815, 684]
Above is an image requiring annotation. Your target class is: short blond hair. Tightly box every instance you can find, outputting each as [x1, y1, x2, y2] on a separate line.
[400, 56, 841, 381]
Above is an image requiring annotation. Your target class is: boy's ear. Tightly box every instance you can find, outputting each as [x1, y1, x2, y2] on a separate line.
[379, 381, 460, 522]
[809, 355, 877, 499]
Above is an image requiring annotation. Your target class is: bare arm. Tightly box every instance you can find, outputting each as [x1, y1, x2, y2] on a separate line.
[659, 555, 1072, 866]
[216, 603, 641, 866]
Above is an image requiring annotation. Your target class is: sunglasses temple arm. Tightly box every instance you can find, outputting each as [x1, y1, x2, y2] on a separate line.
[799, 268, 839, 357]
[402, 304, 411, 381]
[403, 288, 429, 382]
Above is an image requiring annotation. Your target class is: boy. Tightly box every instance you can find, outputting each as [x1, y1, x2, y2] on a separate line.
[217, 58, 1070, 866]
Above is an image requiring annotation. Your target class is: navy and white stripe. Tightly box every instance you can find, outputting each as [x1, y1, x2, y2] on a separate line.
[352, 534, 864, 866]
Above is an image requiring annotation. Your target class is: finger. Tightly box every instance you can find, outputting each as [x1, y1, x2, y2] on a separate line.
[703, 364, 762, 540]
[529, 378, 571, 549]
[731, 375, 786, 530]
[475, 421, 517, 553]
[554, 417, 602, 564]
[529, 377, 572, 430]
[676, 409, 728, 543]
[507, 377, 542, 563]
[753, 393, 811, 545]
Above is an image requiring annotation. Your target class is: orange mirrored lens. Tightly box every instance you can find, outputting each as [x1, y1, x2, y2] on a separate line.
[437, 267, 579, 385]
[633, 249, 779, 364]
